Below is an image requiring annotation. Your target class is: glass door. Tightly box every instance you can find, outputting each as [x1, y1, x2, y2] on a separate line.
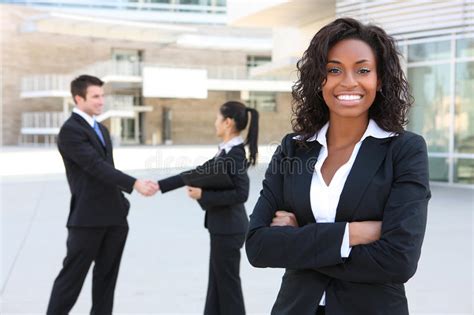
[120, 115, 140, 145]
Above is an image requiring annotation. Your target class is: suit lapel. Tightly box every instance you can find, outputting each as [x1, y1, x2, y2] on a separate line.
[335, 137, 390, 221]
[72, 113, 107, 157]
[99, 123, 112, 156]
[292, 141, 321, 225]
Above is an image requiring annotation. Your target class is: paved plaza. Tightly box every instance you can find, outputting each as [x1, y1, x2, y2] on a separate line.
[1, 147, 473, 314]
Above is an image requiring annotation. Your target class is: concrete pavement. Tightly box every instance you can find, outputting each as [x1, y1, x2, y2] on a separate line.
[1, 147, 473, 314]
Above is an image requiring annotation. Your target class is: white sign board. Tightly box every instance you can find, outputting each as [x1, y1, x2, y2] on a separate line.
[143, 67, 208, 99]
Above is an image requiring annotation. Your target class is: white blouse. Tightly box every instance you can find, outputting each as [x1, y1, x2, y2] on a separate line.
[215, 136, 244, 157]
[306, 119, 396, 306]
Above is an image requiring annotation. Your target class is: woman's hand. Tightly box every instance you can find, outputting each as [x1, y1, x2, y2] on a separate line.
[271, 210, 299, 227]
[186, 186, 202, 200]
[349, 221, 382, 246]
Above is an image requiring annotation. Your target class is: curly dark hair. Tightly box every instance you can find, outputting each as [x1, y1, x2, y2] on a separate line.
[292, 17, 413, 140]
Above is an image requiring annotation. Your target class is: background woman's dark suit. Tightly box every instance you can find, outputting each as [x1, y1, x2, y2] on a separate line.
[246, 131, 430, 315]
[159, 144, 249, 315]
[47, 113, 136, 314]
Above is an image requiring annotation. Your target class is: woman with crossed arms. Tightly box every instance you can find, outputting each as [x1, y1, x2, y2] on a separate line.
[245, 18, 430, 315]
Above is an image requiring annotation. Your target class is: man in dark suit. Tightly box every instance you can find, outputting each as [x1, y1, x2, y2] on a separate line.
[47, 75, 158, 315]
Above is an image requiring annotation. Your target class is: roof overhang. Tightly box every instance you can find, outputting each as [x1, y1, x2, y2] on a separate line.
[21, 11, 197, 43]
[228, 0, 335, 28]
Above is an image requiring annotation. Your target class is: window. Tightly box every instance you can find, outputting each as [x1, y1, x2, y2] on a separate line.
[454, 62, 474, 154]
[456, 38, 474, 58]
[455, 158, 474, 184]
[246, 55, 271, 69]
[406, 36, 474, 184]
[407, 64, 452, 152]
[246, 92, 277, 112]
[112, 49, 143, 76]
[408, 41, 450, 62]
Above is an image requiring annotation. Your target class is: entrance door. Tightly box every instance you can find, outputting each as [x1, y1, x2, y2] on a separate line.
[121, 115, 140, 145]
[162, 107, 172, 145]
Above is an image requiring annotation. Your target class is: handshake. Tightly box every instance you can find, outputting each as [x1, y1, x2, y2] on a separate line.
[133, 179, 160, 197]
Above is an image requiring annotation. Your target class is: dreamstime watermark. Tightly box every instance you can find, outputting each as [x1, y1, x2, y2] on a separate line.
[140, 141, 317, 176]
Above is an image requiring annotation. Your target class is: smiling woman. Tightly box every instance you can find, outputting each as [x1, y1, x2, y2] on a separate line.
[323, 39, 379, 120]
[245, 18, 431, 315]
[292, 18, 412, 139]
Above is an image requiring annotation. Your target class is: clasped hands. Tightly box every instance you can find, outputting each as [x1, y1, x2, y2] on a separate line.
[133, 179, 159, 197]
[133, 180, 203, 199]
[271, 210, 382, 246]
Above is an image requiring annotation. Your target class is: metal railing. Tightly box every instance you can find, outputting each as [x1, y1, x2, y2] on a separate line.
[20, 58, 291, 94]
[21, 60, 142, 93]
[104, 95, 136, 110]
[82, 61, 275, 80]
[147, 63, 287, 80]
[21, 111, 68, 131]
[21, 74, 72, 93]
[79, 60, 142, 78]
[20, 95, 137, 131]
[19, 96, 135, 132]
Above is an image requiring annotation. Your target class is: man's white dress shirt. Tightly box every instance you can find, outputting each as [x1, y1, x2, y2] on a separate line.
[73, 107, 96, 128]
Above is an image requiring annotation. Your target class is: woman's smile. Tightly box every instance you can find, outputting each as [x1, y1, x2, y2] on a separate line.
[334, 93, 364, 106]
[322, 38, 379, 119]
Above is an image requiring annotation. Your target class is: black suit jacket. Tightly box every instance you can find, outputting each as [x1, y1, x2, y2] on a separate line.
[57, 113, 136, 227]
[159, 144, 249, 235]
[246, 131, 431, 315]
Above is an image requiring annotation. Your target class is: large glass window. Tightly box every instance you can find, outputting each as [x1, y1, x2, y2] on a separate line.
[455, 158, 474, 184]
[456, 38, 474, 58]
[408, 41, 450, 62]
[455, 62, 474, 154]
[428, 157, 449, 182]
[407, 64, 451, 152]
[247, 92, 277, 112]
[406, 36, 474, 185]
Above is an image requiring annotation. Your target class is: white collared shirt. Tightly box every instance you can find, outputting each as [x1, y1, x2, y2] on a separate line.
[72, 107, 95, 128]
[308, 119, 396, 306]
[216, 136, 244, 156]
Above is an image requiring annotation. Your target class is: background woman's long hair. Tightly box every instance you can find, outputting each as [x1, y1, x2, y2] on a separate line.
[220, 101, 259, 166]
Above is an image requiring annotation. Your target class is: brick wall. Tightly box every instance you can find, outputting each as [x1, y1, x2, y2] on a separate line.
[144, 91, 293, 145]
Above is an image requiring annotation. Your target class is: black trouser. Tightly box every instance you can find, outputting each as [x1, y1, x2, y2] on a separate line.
[47, 225, 128, 315]
[316, 306, 325, 315]
[204, 233, 246, 315]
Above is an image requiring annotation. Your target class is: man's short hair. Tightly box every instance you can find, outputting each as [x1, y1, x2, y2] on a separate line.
[70, 75, 104, 104]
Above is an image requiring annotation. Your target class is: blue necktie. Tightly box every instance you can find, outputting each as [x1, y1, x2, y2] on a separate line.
[93, 120, 106, 146]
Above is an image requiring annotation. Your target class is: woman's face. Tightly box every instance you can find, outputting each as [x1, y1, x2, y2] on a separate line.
[322, 38, 380, 121]
[214, 112, 228, 138]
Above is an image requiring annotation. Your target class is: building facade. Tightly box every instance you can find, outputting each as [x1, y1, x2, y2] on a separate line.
[1, 0, 473, 185]
[229, 0, 474, 185]
[1, 1, 294, 149]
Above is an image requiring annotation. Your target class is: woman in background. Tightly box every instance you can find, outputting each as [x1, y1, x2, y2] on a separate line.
[245, 18, 430, 315]
[158, 101, 259, 315]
